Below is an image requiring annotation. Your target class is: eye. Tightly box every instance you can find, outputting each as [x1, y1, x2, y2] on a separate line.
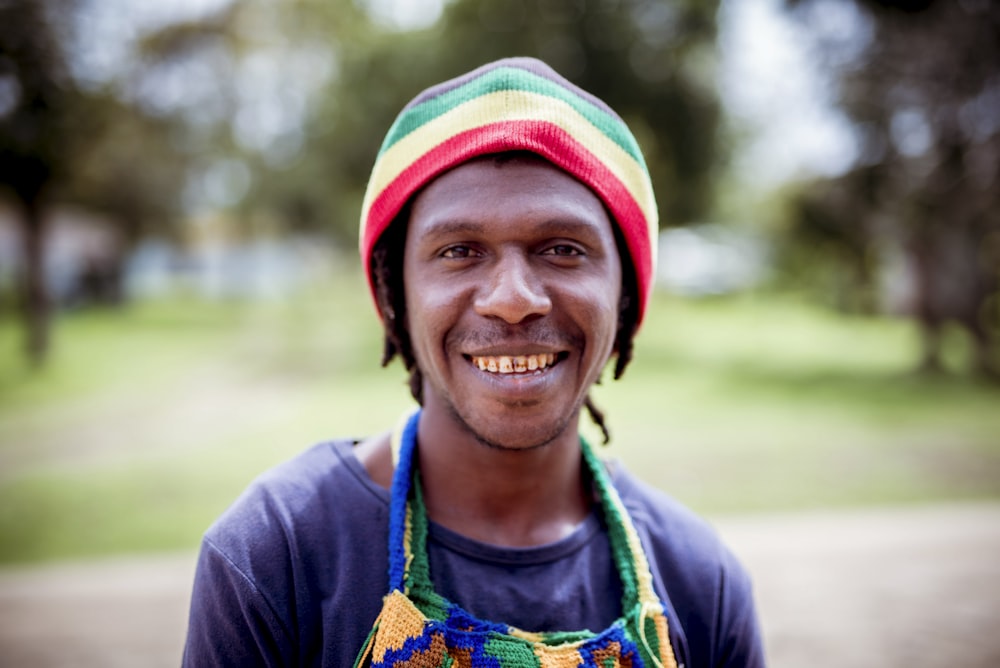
[440, 245, 477, 259]
[542, 244, 585, 257]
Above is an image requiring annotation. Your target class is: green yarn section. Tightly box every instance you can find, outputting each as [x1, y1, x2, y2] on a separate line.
[579, 436, 641, 612]
[406, 472, 450, 621]
[535, 629, 593, 646]
[484, 637, 540, 667]
[644, 616, 662, 657]
[378, 67, 645, 167]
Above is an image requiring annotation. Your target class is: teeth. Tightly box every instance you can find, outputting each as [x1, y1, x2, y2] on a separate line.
[470, 353, 558, 374]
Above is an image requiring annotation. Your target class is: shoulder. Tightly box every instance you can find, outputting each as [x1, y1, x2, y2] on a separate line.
[185, 439, 392, 664]
[203, 439, 390, 572]
[611, 461, 736, 577]
[197, 439, 393, 615]
[610, 461, 765, 668]
[216, 438, 387, 518]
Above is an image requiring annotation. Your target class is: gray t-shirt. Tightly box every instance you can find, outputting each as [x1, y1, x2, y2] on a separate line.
[183, 439, 764, 667]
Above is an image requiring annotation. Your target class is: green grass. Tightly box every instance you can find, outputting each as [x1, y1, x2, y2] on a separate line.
[1, 266, 998, 564]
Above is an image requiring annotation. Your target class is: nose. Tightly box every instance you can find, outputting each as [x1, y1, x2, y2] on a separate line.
[473, 253, 552, 324]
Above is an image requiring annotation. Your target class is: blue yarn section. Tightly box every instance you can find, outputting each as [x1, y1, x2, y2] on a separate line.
[446, 604, 510, 634]
[577, 625, 644, 668]
[372, 623, 439, 667]
[442, 627, 504, 668]
[387, 409, 422, 592]
[374, 618, 507, 668]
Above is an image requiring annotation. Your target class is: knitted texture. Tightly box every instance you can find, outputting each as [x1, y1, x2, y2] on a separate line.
[358, 57, 659, 326]
[355, 410, 678, 668]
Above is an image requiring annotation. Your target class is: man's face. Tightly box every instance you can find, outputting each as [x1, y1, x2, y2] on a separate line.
[402, 154, 622, 450]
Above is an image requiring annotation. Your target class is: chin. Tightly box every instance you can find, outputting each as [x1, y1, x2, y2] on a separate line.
[456, 405, 575, 452]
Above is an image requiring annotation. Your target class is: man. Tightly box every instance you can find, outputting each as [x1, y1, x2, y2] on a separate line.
[184, 57, 764, 667]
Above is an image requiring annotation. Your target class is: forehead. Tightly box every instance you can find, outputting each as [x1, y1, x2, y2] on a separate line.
[407, 154, 615, 241]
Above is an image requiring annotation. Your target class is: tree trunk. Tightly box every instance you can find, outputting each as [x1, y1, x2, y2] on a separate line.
[909, 234, 944, 376]
[20, 198, 50, 367]
[967, 313, 999, 382]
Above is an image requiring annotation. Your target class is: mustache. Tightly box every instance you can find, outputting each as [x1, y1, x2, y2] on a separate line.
[447, 323, 578, 351]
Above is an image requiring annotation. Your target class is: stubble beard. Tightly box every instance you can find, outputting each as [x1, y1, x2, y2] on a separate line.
[441, 392, 581, 453]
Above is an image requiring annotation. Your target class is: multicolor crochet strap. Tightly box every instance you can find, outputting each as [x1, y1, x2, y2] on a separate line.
[354, 410, 678, 668]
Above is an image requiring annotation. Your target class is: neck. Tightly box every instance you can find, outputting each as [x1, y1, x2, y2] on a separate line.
[415, 406, 591, 548]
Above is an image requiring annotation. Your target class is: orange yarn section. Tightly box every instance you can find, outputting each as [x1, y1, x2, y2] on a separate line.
[653, 614, 674, 665]
[590, 641, 634, 668]
[371, 592, 429, 663]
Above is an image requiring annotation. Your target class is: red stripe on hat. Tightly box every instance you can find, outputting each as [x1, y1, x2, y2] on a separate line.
[362, 120, 654, 323]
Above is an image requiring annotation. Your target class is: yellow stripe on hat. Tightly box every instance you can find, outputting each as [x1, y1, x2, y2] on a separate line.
[361, 89, 657, 238]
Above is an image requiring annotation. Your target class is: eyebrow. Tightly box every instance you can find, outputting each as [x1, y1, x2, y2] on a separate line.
[419, 217, 605, 242]
[419, 220, 484, 240]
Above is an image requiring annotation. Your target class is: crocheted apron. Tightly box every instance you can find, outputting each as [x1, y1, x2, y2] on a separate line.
[353, 411, 679, 668]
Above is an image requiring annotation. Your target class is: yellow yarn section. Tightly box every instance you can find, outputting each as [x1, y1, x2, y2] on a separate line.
[507, 628, 546, 643]
[361, 89, 657, 240]
[403, 505, 414, 593]
[603, 483, 660, 608]
[372, 591, 430, 662]
[390, 409, 416, 468]
[532, 644, 584, 668]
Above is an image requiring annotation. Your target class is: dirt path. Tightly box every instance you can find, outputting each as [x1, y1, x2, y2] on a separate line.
[719, 502, 1000, 668]
[0, 503, 997, 668]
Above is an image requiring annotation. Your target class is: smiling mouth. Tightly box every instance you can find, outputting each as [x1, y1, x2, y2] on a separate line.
[466, 352, 565, 375]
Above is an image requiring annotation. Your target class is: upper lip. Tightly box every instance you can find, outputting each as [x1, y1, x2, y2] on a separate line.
[462, 346, 565, 358]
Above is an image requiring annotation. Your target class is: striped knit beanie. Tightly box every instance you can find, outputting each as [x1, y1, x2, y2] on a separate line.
[359, 57, 659, 325]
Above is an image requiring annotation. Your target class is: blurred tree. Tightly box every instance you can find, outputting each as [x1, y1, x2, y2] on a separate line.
[130, 0, 370, 238]
[56, 89, 191, 297]
[0, 0, 74, 365]
[780, 166, 881, 315]
[0, 1, 199, 364]
[786, 0, 1000, 378]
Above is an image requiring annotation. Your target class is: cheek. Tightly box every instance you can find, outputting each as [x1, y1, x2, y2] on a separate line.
[402, 271, 463, 363]
[405, 274, 453, 328]
[596, 305, 620, 355]
[569, 282, 620, 351]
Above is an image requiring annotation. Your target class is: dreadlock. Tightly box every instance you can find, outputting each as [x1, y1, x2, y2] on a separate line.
[371, 205, 641, 445]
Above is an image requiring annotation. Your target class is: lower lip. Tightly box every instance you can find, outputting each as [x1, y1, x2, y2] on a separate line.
[464, 359, 563, 397]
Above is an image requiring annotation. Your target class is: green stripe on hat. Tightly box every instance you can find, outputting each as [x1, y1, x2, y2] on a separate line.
[378, 66, 646, 167]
